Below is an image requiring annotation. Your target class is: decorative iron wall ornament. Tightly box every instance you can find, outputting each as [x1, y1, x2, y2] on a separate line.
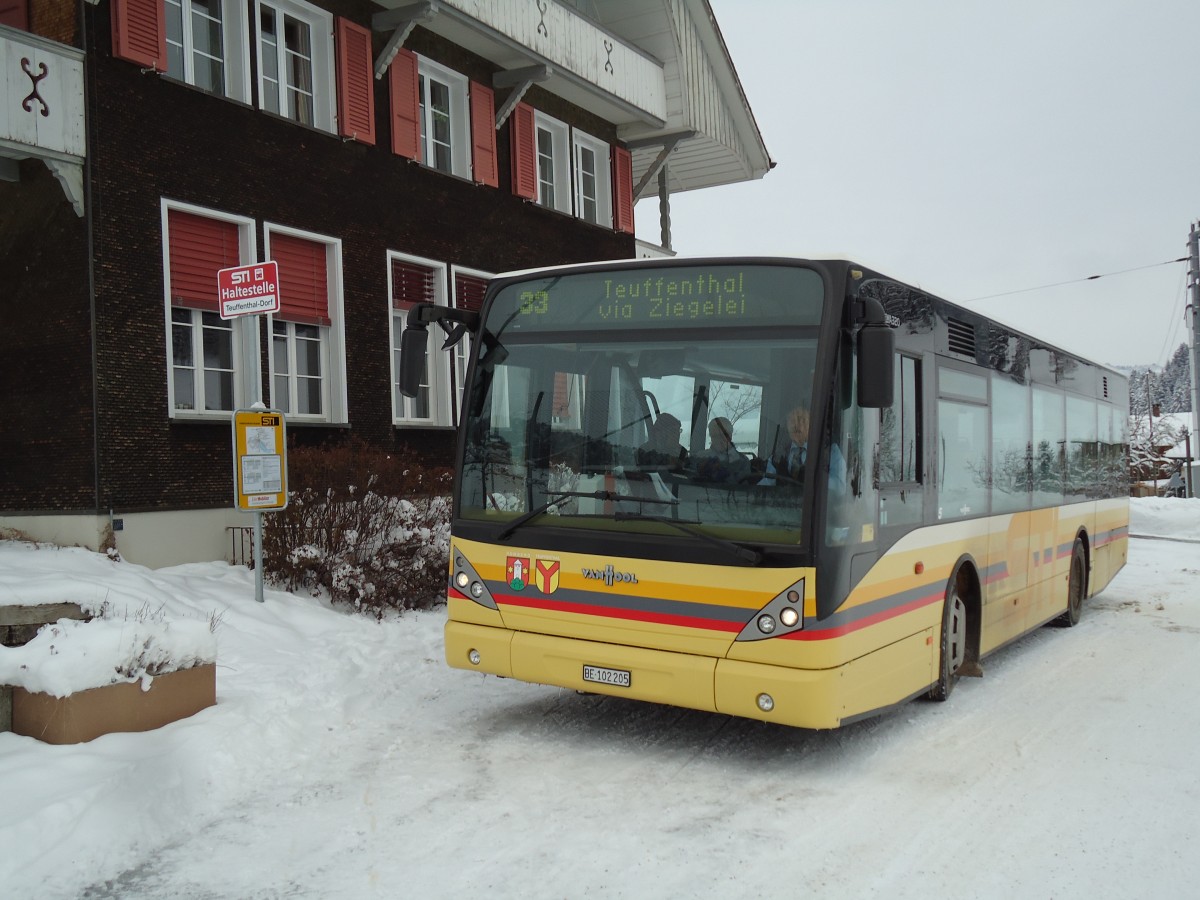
[536, 0, 549, 36]
[604, 40, 614, 75]
[22, 57, 50, 117]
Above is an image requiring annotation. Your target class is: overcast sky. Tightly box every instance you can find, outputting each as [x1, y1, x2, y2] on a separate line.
[637, 0, 1200, 368]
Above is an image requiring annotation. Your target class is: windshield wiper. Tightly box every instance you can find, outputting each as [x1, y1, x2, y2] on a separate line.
[496, 490, 676, 541]
[612, 512, 764, 566]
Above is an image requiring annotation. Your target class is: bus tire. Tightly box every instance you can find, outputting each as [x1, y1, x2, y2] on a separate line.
[929, 570, 968, 702]
[1054, 537, 1087, 627]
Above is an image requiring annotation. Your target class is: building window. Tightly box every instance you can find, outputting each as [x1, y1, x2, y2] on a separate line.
[572, 129, 612, 226]
[534, 113, 570, 213]
[417, 57, 470, 177]
[161, 0, 251, 100]
[265, 225, 346, 422]
[171, 309, 235, 411]
[390, 253, 452, 426]
[256, 0, 334, 132]
[162, 202, 255, 417]
[272, 320, 325, 415]
[165, 0, 223, 93]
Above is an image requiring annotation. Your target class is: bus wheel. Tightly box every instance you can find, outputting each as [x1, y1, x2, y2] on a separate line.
[929, 576, 968, 702]
[1055, 538, 1086, 627]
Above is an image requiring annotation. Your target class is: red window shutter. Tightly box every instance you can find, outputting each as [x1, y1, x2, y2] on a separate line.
[335, 18, 376, 146]
[167, 210, 240, 312]
[454, 273, 488, 312]
[552, 373, 572, 418]
[111, 0, 166, 72]
[612, 145, 635, 234]
[388, 48, 420, 161]
[271, 234, 331, 326]
[469, 83, 498, 188]
[0, 0, 29, 30]
[392, 260, 436, 311]
[510, 103, 537, 201]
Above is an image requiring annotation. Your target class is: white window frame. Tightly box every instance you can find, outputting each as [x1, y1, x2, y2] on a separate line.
[164, 0, 252, 102]
[534, 112, 571, 213]
[263, 223, 348, 423]
[450, 264, 492, 424]
[388, 251, 453, 427]
[416, 55, 470, 179]
[271, 318, 329, 419]
[161, 200, 258, 420]
[254, 0, 336, 133]
[572, 128, 612, 227]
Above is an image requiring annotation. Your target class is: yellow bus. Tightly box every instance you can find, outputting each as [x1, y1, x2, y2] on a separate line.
[400, 258, 1129, 729]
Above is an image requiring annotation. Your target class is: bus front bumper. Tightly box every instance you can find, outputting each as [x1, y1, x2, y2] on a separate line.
[445, 620, 931, 730]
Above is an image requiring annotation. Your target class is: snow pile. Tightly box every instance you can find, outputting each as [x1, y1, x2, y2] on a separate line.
[1129, 496, 1200, 539]
[0, 614, 217, 697]
[1, 498, 1199, 899]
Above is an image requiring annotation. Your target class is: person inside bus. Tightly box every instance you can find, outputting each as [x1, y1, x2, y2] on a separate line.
[694, 416, 752, 483]
[637, 412, 688, 472]
[759, 406, 847, 492]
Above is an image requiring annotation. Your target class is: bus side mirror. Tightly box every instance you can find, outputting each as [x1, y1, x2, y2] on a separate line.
[857, 324, 894, 408]
[398, 323, 429, 398]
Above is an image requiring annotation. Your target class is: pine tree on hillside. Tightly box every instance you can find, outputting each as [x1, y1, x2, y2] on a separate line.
[1127, 343, 1192, 417]
[1162, 343, 1191, 413]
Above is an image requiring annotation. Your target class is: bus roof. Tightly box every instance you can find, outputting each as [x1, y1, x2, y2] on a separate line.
[485, 256, 1127, 381]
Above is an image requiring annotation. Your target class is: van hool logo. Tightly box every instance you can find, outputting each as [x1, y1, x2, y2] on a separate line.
[581, 564, 639, 586]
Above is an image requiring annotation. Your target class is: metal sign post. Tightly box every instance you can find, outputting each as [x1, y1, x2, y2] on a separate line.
[219, 259, 285, 602]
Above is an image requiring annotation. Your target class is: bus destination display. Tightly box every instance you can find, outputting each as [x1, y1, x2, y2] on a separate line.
[492, 265, 824, 332]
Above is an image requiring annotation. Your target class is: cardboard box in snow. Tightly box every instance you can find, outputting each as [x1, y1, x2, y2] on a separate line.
[11, 663, 216, 744]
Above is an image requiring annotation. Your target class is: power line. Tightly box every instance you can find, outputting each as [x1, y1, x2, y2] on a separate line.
[963, 256, 1190, 303]
[1152, 263, 1189, 366]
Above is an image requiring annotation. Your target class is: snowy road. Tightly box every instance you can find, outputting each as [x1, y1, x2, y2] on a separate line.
[4, 506, 1199, 899]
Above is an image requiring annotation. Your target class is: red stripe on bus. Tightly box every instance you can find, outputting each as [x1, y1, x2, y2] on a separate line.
[785, 589, 945, 640]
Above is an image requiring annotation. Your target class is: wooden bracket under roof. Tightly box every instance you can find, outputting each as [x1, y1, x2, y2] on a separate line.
[372, 1, 438, 80]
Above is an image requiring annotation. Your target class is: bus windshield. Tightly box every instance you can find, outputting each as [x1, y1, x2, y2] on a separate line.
[457, 264, 826, 546]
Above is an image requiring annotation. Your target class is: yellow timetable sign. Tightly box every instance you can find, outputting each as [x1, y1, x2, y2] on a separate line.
[232, 409, 287, 511]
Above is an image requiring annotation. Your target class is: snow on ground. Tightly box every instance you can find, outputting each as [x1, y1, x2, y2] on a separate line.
[2, 499, 1199, 899]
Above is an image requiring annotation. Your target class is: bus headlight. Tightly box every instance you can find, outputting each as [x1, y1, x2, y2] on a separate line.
[468, 649, 481, 666]
[756, 693, 775, 712]
[449, 549, 498, 609]
[736, 577, 806, 642]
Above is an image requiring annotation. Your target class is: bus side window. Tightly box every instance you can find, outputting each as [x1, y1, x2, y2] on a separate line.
[879, 354, 922, 485]
[826, 342, 878, 545]
[877, 354, 924, 529]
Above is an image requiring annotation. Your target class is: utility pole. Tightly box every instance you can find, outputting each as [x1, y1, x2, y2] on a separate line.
[1188, 223, 1200, 498]
[1148, 378, 1157, 496]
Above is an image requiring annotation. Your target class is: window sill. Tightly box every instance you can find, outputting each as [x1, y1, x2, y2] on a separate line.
[170, 412, 234, 424]
[256, 108, 337, 139]
[158, 74, 254, 110]
[393, 422, 456, 431]
[286, 419, 350, 429]
[414, 161, 476, 186]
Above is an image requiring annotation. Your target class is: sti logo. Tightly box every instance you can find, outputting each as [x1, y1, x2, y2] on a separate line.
[230, 267, 268, 284]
